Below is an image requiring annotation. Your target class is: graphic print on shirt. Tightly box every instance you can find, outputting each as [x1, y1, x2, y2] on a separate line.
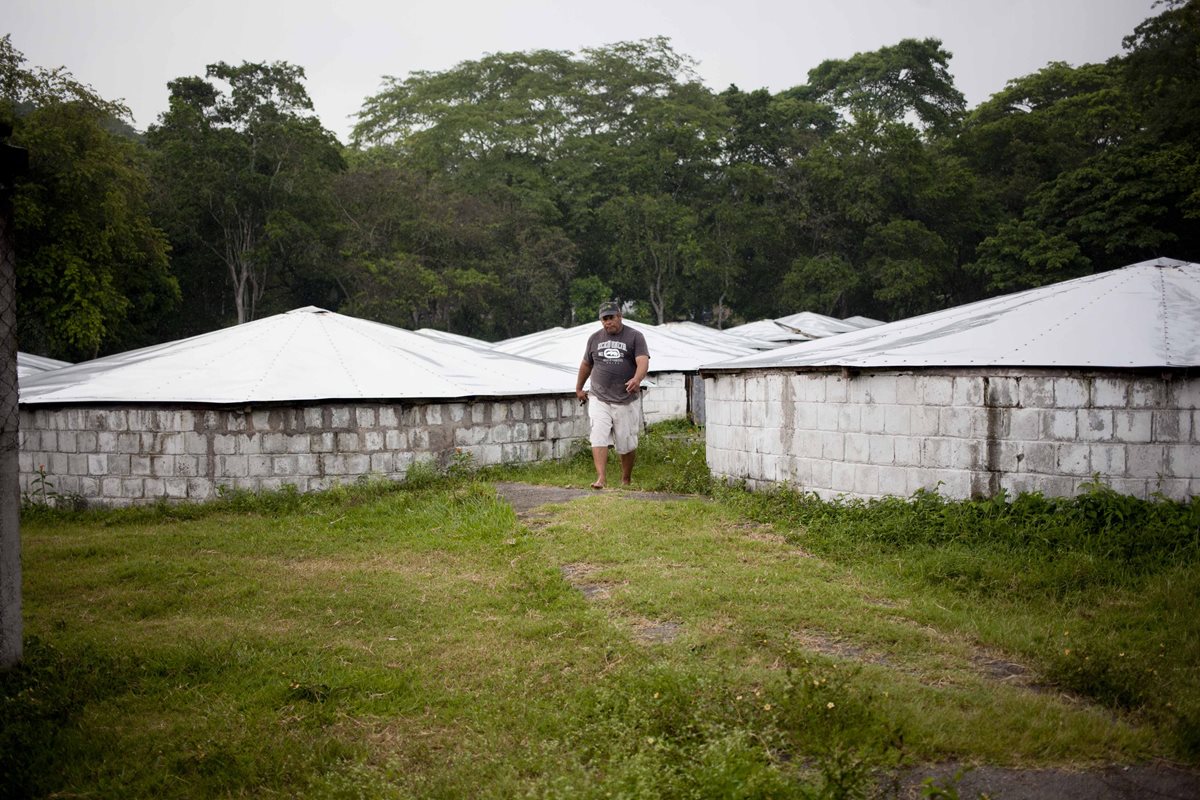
[596, 340, 628, 362]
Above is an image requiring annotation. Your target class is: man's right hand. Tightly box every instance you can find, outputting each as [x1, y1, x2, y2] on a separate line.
[575, 388, 588, 405]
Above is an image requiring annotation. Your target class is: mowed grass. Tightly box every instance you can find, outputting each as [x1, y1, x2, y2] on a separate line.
[5, 425, 1199, 798]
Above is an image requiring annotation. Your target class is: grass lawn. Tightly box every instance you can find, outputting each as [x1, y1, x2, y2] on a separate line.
[4, 424, 1198, 798]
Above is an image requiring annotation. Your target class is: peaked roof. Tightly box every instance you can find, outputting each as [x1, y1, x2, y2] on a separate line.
[19, 307, 577, 405]
[842, 315, 885, 329]
[492, 318, 758, 372]
[773, 311, 861, 338]
[722, 319, 813, 345]
[492, 326, 563, 348]
[414, 328, 492, 348]
[658, 321, 777, 351]
[705, 258, 1200, 371]
[17, 352, 72, 379]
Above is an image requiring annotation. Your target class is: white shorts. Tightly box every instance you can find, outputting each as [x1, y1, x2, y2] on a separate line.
[588, 396, 642, 454]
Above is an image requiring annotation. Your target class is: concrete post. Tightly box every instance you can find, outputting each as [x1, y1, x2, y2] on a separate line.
[1, 123, 28, 668]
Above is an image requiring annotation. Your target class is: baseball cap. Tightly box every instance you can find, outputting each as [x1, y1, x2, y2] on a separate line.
[598, 301, 621, 318]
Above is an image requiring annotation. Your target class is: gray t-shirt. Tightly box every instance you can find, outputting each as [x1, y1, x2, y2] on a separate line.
[584, 324, 649, 404]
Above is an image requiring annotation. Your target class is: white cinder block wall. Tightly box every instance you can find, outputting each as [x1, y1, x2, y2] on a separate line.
[641, 372, 688, 424]
[704, 369, 1200, 501]
[19, 396, 588, 507]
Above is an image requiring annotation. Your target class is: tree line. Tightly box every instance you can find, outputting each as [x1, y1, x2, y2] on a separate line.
[2, 1, 1197, 360]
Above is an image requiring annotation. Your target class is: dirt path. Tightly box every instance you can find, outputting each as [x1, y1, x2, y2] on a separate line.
[491, 481, 1200, 800]
[492, 481, 699, 515]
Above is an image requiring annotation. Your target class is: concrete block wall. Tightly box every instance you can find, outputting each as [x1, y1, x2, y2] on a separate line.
[18, 396, 588, 507]
[641, 372, 688, 424]
[705, 370, 1200, 501]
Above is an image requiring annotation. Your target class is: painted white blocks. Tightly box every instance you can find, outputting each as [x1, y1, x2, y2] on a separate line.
[19, 396, 588, 507]
[641, 371, 687, 424]
[705, 370, 1200, 501]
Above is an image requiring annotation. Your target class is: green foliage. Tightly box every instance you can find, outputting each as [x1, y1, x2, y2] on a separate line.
[600, 193, 702, 322]
[8, 456, 1196, 796]
[147, 60, 344, 331]
[558, 660, 900, 800]
[971, 219, 1090, 292]
[9, 0, 1200, 348]
[718, 479, 1200, 752]
[2, 35, 178, 359]
[781, 254, 861, 318]
[485, 418, 711, 494]
[866, 219, 955, 317]
[721, 482, 1199, 593]
[960, 4, 1200, 292]
[803, 37, 966, 135]
[334, 163, 575, 337]
[351, 38, 729, 329]
[632, 418, 713, 493]
[568, 275, 610, 323]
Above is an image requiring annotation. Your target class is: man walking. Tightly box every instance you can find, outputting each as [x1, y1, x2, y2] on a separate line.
[575, 301, 650, 488]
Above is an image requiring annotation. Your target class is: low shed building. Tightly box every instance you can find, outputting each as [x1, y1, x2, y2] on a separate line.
[493, 319, 757, 425]
[18, 307, 588, 507]
[702, 258, 1200, 501]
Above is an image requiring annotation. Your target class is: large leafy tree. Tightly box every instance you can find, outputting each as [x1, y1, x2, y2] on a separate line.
[148, 61, 344, 330]
[1, 35, 177, 359]
[333, 161, 576, 337]
[704, 88, 835, 323]
[352, 39, 728, 322]
[772, 39, 985, 320]
[963, 1, 1200, 292]
[600, 193, 702, 323]
[801, 37, 966, 136]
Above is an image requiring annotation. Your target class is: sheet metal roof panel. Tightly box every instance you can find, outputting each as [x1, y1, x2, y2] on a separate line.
[842, 316, 885, 329]
[414, 328, 493, 348]
[773, 311, 860, 337]
[704, 259, 1200, 370]
[493, 318, 758, 372]
[658, 321, 777, 350]
[722, 319, 813, 344]
[19, 307, 578, 404]
[16, 352, 72, 378]
[493, 326, 562, 348]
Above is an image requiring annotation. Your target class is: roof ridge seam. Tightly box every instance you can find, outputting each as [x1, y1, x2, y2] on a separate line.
[244, 315, 309, 399]
[317, 316, 367, 397]
[1158, 265, 1173, 362]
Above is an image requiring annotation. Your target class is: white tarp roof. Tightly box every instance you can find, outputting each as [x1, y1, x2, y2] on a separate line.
[722, 319, 813, 345]
[843, 315, 885, 329]
[705, 258, 1200, 371]
[17, 352, 72, 379]
[658, 321, 777, 351]
[414, 328, 492, 348]
[19, 306, 578, 405]
[493, 318, 758, 373]
[493, 326, 562, 348]
[774, 311, 861, 338]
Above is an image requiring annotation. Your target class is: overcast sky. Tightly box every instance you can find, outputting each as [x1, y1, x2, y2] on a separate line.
[6, 0, 1159, 143]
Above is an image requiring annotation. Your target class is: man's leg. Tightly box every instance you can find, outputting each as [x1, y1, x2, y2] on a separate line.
[619, 449, 636, 485]
[591, 446, 608, 489]
[612, 401, 641, 486]
[588, 397, 614, 489]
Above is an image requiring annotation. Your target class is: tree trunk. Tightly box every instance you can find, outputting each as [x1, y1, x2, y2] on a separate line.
[0, 190, 22, 669]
